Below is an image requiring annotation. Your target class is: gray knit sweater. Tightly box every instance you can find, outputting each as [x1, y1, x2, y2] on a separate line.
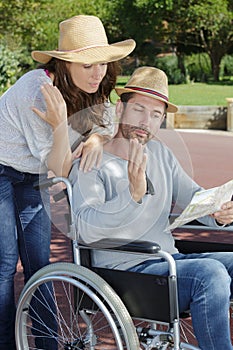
[69, 140, 219, 270]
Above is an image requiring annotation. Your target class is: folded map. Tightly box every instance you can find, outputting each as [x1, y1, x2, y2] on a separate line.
[168, 179, 233, 231]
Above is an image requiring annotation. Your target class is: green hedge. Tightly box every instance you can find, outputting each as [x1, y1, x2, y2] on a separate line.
[0, 44, 33, 93]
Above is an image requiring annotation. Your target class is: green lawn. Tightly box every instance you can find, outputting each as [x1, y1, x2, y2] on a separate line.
[169, 83, 233, 106]
[112, 77, 233, 106]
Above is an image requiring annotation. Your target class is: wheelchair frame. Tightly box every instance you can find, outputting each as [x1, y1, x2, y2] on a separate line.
[15, 176, 233, 350]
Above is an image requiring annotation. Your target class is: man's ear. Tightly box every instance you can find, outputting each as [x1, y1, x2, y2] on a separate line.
[160, 110, 167, 126]
[116, 99, 124, 119]
[160, 113, 166, 126]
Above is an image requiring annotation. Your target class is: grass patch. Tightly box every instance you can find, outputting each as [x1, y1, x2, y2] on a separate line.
[169, 83, 233, 106]
[113, 77, 233, 106]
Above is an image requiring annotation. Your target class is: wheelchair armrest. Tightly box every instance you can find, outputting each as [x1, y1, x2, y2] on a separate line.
[81, 239, 161, 254]
[175, 238, 233, 253]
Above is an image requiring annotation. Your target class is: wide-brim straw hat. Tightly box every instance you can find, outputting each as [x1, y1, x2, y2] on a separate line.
[32, 15, 136, 64]
[115, 66, 178, 113]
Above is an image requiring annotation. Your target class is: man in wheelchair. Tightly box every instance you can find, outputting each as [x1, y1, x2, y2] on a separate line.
[69, 66, 233, 350]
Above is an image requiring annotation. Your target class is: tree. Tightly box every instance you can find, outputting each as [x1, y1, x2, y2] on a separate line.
[1, 0, 232, 82]
[193, 0, 233, 81]
[0, 0, 48, 51]
[0, 0, 48, 90]
[164, 0, 233, 81]
[0, 0, 102, 52]
[99, 0, 167, 67]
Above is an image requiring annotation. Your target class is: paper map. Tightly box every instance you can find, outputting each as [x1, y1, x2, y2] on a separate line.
[168, 179, 233, 231]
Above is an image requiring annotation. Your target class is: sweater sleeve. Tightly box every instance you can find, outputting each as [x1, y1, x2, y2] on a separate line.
[0, 70, 53, 173]
[69, 160, 141, 244]
[171, 150, 222, 228]
[20, 84, 53, 166]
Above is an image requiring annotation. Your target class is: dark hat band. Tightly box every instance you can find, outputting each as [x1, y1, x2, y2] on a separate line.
[125, 86, 168, 102]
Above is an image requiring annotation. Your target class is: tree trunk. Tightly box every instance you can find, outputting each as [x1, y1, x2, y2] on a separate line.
[177, 52, 186, 77]
[210, 52, 222, 82]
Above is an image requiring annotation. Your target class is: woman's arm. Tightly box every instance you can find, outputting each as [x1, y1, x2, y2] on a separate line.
[32, 84, 72, 176]
[72, 105, 115, 172]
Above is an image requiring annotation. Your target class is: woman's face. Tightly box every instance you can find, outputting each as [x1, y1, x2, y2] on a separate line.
[67, 62, 108, 93]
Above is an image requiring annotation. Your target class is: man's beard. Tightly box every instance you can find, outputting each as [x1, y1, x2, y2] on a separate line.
[119, 123, 152, 144]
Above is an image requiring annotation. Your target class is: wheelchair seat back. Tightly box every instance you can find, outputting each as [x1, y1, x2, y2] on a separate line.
[80, 247, 173, 323]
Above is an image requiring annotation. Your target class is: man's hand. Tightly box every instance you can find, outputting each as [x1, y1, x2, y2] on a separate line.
[212, 201, 233, 225]
[128, 138, 147, 202]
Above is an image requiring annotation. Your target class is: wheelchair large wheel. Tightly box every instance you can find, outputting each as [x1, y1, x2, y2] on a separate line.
[15, 262, 140, 350]
[179, 316, 199, 348]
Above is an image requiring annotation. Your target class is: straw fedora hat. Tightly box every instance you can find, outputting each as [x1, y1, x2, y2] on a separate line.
[32, 15, 136, 64]
[115, 66, 178, 113]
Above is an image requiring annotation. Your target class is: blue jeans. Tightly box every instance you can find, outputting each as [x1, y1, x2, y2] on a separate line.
[128, 251, 233, 350]
[0, 164, 53, 350]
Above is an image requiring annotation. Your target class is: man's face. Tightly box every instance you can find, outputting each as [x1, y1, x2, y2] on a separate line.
[117, 94, 165, 144]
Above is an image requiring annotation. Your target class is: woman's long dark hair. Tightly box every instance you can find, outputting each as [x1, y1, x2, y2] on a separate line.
[38, 58, 120, 134]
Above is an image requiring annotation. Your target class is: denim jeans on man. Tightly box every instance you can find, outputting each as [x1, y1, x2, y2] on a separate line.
[129, 251, 233, 350]
[0, 164, 55, 350]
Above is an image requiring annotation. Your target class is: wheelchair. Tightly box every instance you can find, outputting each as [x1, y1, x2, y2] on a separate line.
[15, 177, 233, 350]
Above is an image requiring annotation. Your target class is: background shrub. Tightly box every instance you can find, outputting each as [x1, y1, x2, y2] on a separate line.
[185, 54, 212, 83]
[0, 43, 33, 93]
[153, 55, 186, 84]
[220, 55, 233, 79]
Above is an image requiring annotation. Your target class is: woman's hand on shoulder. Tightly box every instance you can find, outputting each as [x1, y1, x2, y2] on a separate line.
[72, 133, 104, 172]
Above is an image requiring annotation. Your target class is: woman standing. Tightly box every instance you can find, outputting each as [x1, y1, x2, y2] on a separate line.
[0, 14, 135, 349]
